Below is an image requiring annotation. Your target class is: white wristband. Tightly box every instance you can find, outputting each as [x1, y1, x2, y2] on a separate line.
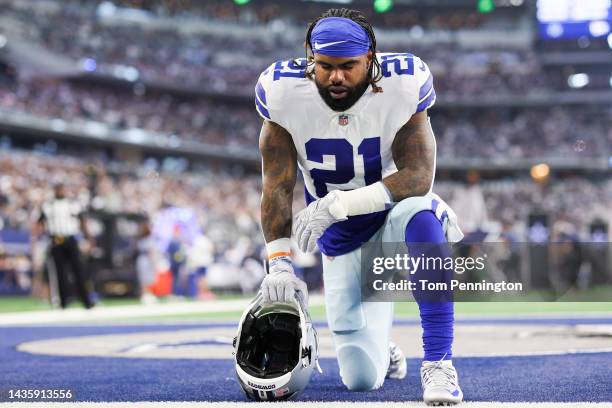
[329, 181, 393, 218]
[266, 238, 291, 260]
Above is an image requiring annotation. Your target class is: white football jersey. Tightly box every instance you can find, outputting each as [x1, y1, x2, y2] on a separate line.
[255, 52, 436, 255]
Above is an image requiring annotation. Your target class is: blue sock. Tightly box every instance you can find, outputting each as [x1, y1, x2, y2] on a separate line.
[405, 210, 454, 361]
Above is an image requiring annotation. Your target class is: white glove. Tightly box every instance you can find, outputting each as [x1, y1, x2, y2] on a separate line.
[430, 193, 464, 243]
[261, 256, 308, 304]
[292, 191, 348, 253]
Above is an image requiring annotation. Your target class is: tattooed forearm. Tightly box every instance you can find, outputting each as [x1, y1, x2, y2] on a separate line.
[259, 120, 297, 242]
[383, 110, 435, 202]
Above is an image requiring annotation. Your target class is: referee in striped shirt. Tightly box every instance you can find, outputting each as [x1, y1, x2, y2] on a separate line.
[36, 183, 94, 309]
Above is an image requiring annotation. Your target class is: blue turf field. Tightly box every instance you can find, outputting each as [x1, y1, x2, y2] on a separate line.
[1, 319, 612, 403]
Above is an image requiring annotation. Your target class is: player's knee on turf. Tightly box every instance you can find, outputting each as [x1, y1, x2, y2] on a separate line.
[334, 332, 389, 391]
[336, 342, 385, 391]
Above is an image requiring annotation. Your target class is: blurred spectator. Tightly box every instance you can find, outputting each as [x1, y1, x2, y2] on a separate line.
[0, 251, 32, 293]
[167, 225, 187, 297]
[135, 222, 158, 304]
[452, 170, 489, 241]
[187, 233, 216, 300]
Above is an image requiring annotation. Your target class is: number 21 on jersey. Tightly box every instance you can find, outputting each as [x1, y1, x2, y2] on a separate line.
[305, 137, 382, 198]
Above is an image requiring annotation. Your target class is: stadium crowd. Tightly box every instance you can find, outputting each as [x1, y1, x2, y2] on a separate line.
[0, 148, 610, 248]
[1, 80, 610, 158]
[0, 148, 610, 296]
[8, 0, 524, 33]
[3, 0, 607, 161]
[3, 0, 556, 96]
[0, 81, 259, 148]
[107, 0, 511, 30]
[0, 149, 263, 244]
[0, 1, 610, 298]
[0, 149, 268, 297]
[432, 107, 612, 159]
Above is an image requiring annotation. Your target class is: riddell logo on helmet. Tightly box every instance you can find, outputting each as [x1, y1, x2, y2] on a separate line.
[248, 381, 276, 390]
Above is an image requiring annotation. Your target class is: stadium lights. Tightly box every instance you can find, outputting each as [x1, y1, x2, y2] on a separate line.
[50, 119, 67, 132]
[96, 1, 117, 18]
[113, 65, 140, 82]
[477, 0, 495, 14]
[530, 163, 550, 182]
[567, 73, 589, 89]
[82, 58, 97, 72]
[608, 32, 612, 49]
[589, 20, 610, 37]
[233, 0, 251, 4]
[373, 0, 393, 13]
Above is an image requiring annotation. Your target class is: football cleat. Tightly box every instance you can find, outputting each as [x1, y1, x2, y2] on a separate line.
[386, 341, 407, 380]
[421, 358, 463, 406]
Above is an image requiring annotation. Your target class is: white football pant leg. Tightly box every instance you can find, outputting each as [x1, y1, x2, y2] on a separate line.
[322, 246, 394, 391]
[382, 192, 463, 244]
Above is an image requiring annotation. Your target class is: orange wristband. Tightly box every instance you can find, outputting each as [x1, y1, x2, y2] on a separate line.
[268, 251, 291, 260]
[266, 238, 291, 260]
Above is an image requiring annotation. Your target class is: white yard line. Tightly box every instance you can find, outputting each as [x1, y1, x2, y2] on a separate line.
[455, 311, 612, 320]
[0, 296, 326, 326]
[2, 402, 612, 407]
[1, 297, 612, 327]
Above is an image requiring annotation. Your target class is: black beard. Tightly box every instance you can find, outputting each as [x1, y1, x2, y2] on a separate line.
[315, 77, 370, 112]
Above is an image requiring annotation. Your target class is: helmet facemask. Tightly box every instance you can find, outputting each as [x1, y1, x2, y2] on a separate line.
[234, 294, 319, 401]
[236, 308, 301, 378]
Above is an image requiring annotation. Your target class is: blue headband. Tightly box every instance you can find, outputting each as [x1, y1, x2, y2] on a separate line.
[310, 17, 371, 57]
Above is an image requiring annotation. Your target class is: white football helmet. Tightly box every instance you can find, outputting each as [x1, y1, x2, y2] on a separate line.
[233, 292, 320, 401]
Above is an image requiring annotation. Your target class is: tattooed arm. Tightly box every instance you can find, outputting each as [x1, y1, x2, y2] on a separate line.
[258, 120, 308, 303]
[259, 120, 298, 242]
[383, 110, 436, 201]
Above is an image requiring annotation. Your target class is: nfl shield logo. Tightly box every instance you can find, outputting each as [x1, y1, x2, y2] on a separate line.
[338, 114, 349, 126]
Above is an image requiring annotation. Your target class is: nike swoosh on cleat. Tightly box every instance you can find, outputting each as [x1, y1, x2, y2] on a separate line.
[314, 40, 348, 49]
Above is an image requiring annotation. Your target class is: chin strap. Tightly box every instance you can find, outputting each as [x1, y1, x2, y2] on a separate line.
[295, 292, 322, 373]
[313, 325, 323, 374]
